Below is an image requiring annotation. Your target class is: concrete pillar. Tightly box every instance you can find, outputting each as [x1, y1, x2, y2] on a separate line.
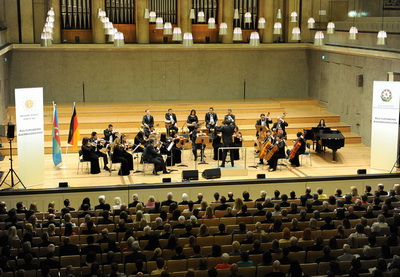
[5, 0, 20, 43]
[287, 0, 300, 42]
[48, 0, 61, 43]
[262, 0, 274, 43]
[136, 0, 149, 43]
[180, 0, 191, 34]
[92, 0, 105, 43]
[222, 0, 233, 43]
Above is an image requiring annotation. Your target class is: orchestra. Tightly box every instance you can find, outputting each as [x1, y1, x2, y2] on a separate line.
[81, 107, 329, 176]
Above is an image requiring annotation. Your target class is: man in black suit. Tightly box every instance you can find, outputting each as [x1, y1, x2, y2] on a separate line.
[205, 107, 218, 130]
[190, 126, 206, 162]
[165, 108, 178, 135]
[161, 192, 177, 207]
[81, 236, 102, 254]
[142, 109, 154, 138]
[95, 195, 110, 211]
[103, 124, 119, 143]
[128, 194, 144, 208]
[59, 237, 80, 256]
[315, 246, 336, 263]
[216, 120, 235, 167]
[214, 223, 229, 236]
[214, 196, 230, 211]
[224, 109, 236, 125]
[63, 199, 75, 211]
[288, 132, 306, 167]
[193, 193, 203, 204]
[148, 201, 161, 214]
[143, 138, 169, 175]
[255, 113, 273, 137]
[42, 214, 60, 228]
[124, 241, 147, 263]
[272, 116, 289, 138]
[267, 134, 286, 172]
[0, 201, 8, 214]
[97, 210, 114, 225]
[90, 132, 110, 171]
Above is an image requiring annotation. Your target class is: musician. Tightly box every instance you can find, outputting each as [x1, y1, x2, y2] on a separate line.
[81, 137, 101, 174]
[142, 109, 154, 138]
[133, 131, 147, 153]
[317, 119, 327, 127]
[258, 130, 274, 165]
[120, 134, 134, 171]
[288, 132, 306, 167]
[190, 126, 205, 162]
[224, 109, 236, 125]
[272, 116, 289, 138]
[159, 133, 173, 166]
[205, 107, 218, 130]
[110, 137, 132, 176]
[216, 120, 236, 167]
[103, 124, 119, 143]
[165, 108, 178, 135]
[169, 131, 183, 164]
[143, 138, 169, 175]
[233, 126, 243, 160]
[89, 132, 110, 171]
[255, 113, 272, 137]
[212, 131, 223, 161]
[268, 134, 286, 172]
[187, 109, 199, 133]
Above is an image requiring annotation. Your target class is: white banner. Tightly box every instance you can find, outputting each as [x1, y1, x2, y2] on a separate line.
[371, 81, 400, 171]
[15, 88, 44, 187]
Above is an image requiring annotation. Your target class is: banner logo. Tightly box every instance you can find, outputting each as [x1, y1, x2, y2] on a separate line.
[381, 89, 392, 102]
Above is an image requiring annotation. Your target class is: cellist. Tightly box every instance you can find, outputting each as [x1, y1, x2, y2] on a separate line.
[258, 130, 274, 165]
[288, 132, 306, 167]
[268, 134, 286, 172]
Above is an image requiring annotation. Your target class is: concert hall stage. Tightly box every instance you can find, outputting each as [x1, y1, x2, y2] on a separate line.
[0, 98, 398, 196]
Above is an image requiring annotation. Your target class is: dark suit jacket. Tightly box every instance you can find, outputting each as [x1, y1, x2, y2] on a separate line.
[81, 244, 102, 255]
[256, 118, 272, 130]
[95, 203, 110, 211]
[214, 204, 230, 211]
[124, 251, 147, 263]
[205, 112, 218, 125]
[216, 124, 235, 146]
[60, 244, 80, 256]
[104, 129, 118, 142]
[40, 258, 61, 269]
[142, 115, 154, 128]
[144, 144, 160, 162]
[165, 113, 178, 124]
[224, 114, 236, 123]
[272, 121, 289, 136]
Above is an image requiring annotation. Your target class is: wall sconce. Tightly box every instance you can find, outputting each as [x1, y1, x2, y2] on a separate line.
[233, 27, 242, 41]
[219, 22, 228, 35]
[183, 32, 193, 46]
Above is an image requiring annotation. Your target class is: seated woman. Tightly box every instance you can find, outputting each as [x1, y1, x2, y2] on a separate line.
[233, 126, 243, 160]
[317, 119, 327, 127]
[120, 134, 134, 171]
[81, 137, 101, 174]
[170, 131, 182, 164]
[110, 138, 132, 176]
[133, 131, 147, 153]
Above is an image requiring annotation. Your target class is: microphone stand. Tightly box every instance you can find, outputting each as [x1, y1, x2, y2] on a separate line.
[0, 139, 25, 189]
[132, 144, 143, 173]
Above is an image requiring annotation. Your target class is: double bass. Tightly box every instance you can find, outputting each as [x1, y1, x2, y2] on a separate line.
[264, 143, 279, 161]
[258, 140, 271, 159]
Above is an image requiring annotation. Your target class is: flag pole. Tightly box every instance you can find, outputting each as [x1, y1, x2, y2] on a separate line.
[66, 102, 75, 155]
[57, 102, 67, 169]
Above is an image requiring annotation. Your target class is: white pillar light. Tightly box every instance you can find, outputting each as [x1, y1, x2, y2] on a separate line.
[172, 27, 183, 41]
[189, 9, 195, 19]
[327, 22, 335, 34]
[114, 32, 125, 47]
[273, 22, 282, 35]
[208, 18, 216, 29]
[183, 32, 193, 46]
[102, 17, 110, 29]
[233, 27, 243, 41]
[155, 17, 164, 29]
[349, 26, 358, 40]
[290, 12, 298, 22]
[377, 30, 387, 45]
[163, 22, 172, 35]
[258, 18, 266, 29]
[249, 31, 260, 46]
[291, 27, 301, 41]
[197, 11, 205, 22]
[307, 17, 315, 29]
[41, 32, 52, 47]
[149, 11, 156, 22]
[244, 12, 252, 23]
[277, 9, 282, 19]
[219, 22, 228, 35]
[314, 31, 324, 46]
[144, 9, 150, 19]
[234, 9, 240, 19]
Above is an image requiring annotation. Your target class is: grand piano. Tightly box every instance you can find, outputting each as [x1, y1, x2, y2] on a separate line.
[303, 127, 345, 162]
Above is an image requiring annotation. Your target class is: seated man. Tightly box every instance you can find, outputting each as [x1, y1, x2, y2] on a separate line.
[143, 138, 169, 175]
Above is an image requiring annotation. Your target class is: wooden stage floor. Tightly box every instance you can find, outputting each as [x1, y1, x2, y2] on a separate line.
[0, 98, 392, 190]
[0, 142, 390, 190]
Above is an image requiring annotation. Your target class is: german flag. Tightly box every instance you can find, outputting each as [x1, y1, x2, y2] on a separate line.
[67, 102, 80, 150]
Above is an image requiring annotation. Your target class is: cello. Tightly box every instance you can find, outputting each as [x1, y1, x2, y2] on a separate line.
[289, 139, 302, 159]
[264, 143, 279, 161]
[258, 140, 272, 159]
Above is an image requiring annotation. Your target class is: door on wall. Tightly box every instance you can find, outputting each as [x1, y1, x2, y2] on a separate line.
[151, 61, 180, 101]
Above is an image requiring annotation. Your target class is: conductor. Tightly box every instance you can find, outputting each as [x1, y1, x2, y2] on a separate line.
[216, 120, 236, 167]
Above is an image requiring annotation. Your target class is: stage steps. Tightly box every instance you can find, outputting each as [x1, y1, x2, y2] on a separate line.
[4, 98, 362, 155]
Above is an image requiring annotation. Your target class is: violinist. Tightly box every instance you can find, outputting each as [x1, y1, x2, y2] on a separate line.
[143, 138, 169, 175]
[272, 116, 289, 138]
[268, 134, 286, 172]
[258, 130, 274, 165]
[159, 133, 174, 166]
[81, 137, 101, 174]
[133, 131, 147, 153]
[288, 132, 306, 167]
[89, 132, 110, 171]
[224, 109, 236, 125]
[170, 131, 183, 164]
[317, 119, 327, 127]
[103, 124, 119, 143]
[165, 108, 178, 135]
[190, 126, 205, 162]
[142, 109, 154, 138]
[111, 136, 133, 175]
[256, 113, 272, 137]
[233, 126, 243, 160]
[187, 109, 199, 133]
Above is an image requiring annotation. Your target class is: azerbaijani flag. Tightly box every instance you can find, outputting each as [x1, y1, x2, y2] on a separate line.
[52, 103, 62, 166]
[67, 102, 80, 150]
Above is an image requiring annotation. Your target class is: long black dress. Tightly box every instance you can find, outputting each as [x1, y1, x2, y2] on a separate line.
[81, 145, 101, 174]
[112, 146, 131, 175]
[233, 133, 243, 160]
[212, 133, 223, 161]
[187, 115, 198, 133]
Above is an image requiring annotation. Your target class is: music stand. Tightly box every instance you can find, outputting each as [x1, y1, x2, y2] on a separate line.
[167, 142, 177, 172]
[195, 136, 211, 164]
[165, 122, 172, 136]
[177, 138, 189, 167]
[132, 144, 143, 173]
[0, 139, 25, 189]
